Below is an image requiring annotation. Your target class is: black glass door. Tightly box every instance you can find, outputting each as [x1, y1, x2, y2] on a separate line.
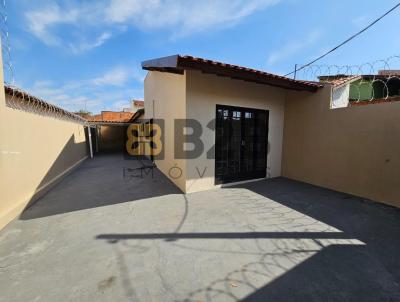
[215, 105, 269, 184]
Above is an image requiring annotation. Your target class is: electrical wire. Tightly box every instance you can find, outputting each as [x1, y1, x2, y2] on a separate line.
[285, 2, 400, 77]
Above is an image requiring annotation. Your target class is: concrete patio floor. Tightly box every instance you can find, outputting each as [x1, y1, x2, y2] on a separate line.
[0, 154, 400, 301]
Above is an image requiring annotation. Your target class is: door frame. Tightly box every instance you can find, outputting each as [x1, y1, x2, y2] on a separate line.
[214, 104, 269, 185]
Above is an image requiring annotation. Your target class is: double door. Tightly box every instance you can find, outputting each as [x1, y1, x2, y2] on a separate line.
[215, 105, 269, 184]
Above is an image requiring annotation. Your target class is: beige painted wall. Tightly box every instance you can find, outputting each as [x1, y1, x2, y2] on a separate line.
[144, 71, 187, 192]
[0, 93, 88, 229]
[283, 85, 400, 207]
[185, 70, 286, 193]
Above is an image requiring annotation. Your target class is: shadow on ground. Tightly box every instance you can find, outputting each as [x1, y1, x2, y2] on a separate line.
[9, 154, 400, 301]
[241, 244, 397, 302]
[96, 178, 400, 301]
[240, 178, 400, 281]
[20, 153, 181, 220]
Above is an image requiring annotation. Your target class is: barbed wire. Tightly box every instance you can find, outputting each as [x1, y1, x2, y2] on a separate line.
[0, 0, 13, 85]
[4, 85, 87, 124]
[0, 1, 88, 123]
[295, 55, 400, 80]
[294, 55, 400, 103]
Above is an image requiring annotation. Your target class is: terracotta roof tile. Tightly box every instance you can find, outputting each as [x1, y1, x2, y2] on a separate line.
[180, 55, 320, 88]
[319, 75, 361, 88]
[88, 109, 144, 124]
[142, 55, 322, 92]
[87, 111, 135, 122]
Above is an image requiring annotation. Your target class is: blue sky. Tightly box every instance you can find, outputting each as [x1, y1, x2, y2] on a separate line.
[4, 0, 400, 113]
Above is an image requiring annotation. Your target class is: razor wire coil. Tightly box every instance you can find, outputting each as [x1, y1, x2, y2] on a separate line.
[293, 55, 400, 103]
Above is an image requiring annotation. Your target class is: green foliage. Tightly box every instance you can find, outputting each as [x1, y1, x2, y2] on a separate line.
[75, 109, 92, 115]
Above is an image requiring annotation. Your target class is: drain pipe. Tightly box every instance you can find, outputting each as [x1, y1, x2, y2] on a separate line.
[87, 125, 93, 159]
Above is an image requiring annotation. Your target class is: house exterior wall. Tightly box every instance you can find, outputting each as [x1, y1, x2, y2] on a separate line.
[0, 93, 88, 230]
[143, 71, 187, 192]
[283, 85, 400, 207]
[349, 79, 373, 100]
[349, 79, 387, 101]
[185, 70, 286, 193]
[131, 100, 144, 113]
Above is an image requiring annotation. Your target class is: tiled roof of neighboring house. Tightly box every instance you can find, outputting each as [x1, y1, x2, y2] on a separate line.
[88, 108, 144, 124]
[132, 100, 144, 107]
[142, 55, 322, 92]
[89, 114, 102, 122]
[102, 111, 135, 122]
[378, 70, 400, 76]
[319, 73, 400, 87]
[319, 75, 362, 88]
[87, 111, 134, 122]
[4, 85, 87, 124]
[350, 96, 400, 106]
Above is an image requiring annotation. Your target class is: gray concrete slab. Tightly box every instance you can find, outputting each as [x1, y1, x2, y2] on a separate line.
[0, 154, 399, 301]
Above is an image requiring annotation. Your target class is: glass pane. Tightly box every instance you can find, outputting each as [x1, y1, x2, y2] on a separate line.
[215, 105, 268, 183]
[229, 110, 241, 176]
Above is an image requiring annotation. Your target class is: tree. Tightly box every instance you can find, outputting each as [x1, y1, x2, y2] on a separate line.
[75, 109, 92, 116]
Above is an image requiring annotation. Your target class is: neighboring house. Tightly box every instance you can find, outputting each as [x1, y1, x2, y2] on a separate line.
[320, 71, 400, 108]
[140, 55, 321, 193]
[120, 100, 144, 113]
[88, 111, 136, 123]
[87, 109, 144, 153]
[131, 99, 144, 113]
[321, 75, 361, 109]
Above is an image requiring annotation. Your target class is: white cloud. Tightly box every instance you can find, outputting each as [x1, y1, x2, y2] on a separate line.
[131, 68, 146, 83]
[267, 30, 322, 65]
[92, 66, 146, 86]
[92, 67, 130, 87]
[25, 65, 144, 112]
[24, 0, 280, 52]
[106, 0, 280, 37]
[25, 4, 79, 46]
[24, 2, 108, 52]
[112, 100, 131, 111]
[29, 80, 104, 112]
[69, 32, 112, 54]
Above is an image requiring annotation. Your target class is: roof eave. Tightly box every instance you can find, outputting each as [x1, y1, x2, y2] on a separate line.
[142, 55, 183, 74]
[177, 56, 319, 92]
[142, 55, 321, 92]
